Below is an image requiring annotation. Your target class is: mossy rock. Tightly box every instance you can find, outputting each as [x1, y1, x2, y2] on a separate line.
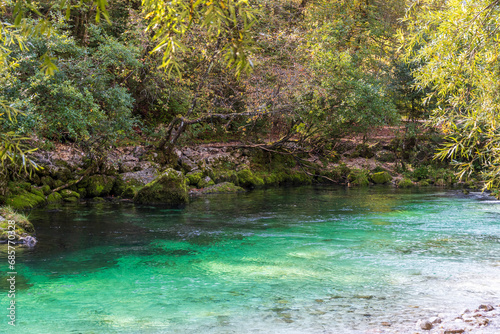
[134, 168, 188, 205]
[47, 192, 63, 204]
[92, 197, 106, 202]
[348, 169, 370, 186]
[397, 178, 414, 188]
[186, 171, 204, 186]
[63, 196, 79, 203]
[122, 186, 138, 199]
[84, 175, 116, 198]
[372, 166, 389, 174]
[290, 172, 313, 185]
[5, 192, 46, 210]
[54, 168, 72, 182]
[40, 185, 51, 195]
[41, 176, 55, 188]
[237, 169, 265, 189]
[53, 179, 64, 189]
[60, 189, 81, 199]
[198, 176, 215, 188]
[418, 180, 430, 186]
[211, 170, 239, 185]
[112, 176, 127, 196]
[0, 206, 35, 242]
[370, 171, 392, 184]
[264, 171, 287, 185]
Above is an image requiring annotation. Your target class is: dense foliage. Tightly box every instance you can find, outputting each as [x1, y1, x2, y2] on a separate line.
[403, 0, 500, 189]
[1, 0, 499, 190]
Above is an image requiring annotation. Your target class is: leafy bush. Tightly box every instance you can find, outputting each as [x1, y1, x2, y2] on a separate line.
[1, 20, 140, 142]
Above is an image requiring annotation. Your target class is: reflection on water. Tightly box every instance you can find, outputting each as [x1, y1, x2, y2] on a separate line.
[1, 186, 500, 333]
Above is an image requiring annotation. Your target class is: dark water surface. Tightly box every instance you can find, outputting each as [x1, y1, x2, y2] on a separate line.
[1, 186, 499, 333]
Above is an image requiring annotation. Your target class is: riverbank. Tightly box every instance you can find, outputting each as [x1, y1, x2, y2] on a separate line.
[1, 131, 487, 213]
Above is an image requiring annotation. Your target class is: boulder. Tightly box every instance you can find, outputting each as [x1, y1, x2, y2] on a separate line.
[83, 175, 116, 197]
[370, 171, 392, 184]
[121, 167, 159, 187]
[134, 168, 188, 205]
[237, 169, 264, 188]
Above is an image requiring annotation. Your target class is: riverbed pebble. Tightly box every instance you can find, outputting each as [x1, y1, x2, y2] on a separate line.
[478, 304, 494, 312]
[429, 316, 442, 324]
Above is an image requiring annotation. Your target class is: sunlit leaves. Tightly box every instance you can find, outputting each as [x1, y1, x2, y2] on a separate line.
[142, 0, 258, 78]
[403, 0, 500, 189]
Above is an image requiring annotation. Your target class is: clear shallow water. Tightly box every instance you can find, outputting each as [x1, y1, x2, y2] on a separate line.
[1, 186, 500, 333]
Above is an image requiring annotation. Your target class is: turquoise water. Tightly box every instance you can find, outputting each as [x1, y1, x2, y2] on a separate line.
[1, 186, 500, 333]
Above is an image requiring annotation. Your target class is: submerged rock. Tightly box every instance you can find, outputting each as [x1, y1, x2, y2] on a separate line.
[134, 168, 188, 205]
[190, 182, 245, 195]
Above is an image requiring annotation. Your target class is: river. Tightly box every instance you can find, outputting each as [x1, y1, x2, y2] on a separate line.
[1, 186, 499, 333]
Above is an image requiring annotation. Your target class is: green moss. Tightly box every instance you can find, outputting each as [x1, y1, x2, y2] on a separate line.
[30, 188, 45, 198]
[40, 185, 51, 195]
[63, 196, 78, 202]
[418, 180, 430, 186]
[54, 168, 72, 182]
[122, 186, 138, 198]
[186, 171, 203, 186]
[0, 206, 34, 233]
[397, 178, 414, 188]
[112, 176, 126, 196]
[237, 169, 264, 188]
[211, 170, 239, 185]
[370, 171, 392, 184]
[198, 176, 215, 188]
[264, 172, 285, 185]
[47, 192, 63, 204]
[92, 197, 106, 202]
[290, 172, 313, 185]
[6, 191, 46, 210]
[41, 176, 55, 188]
[348, 169, 370, 186]
[0, 206, 35, 241]
[134, 168, 188, 205]
[84, 175, 116, 197]
[53, 179, 64, 188]
[60, 189, 80, 199]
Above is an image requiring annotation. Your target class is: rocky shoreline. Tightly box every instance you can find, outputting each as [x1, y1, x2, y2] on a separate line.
[412, 304, 499, 334]
[1, 141, 486, 211]
[369, 303, 500, 334]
